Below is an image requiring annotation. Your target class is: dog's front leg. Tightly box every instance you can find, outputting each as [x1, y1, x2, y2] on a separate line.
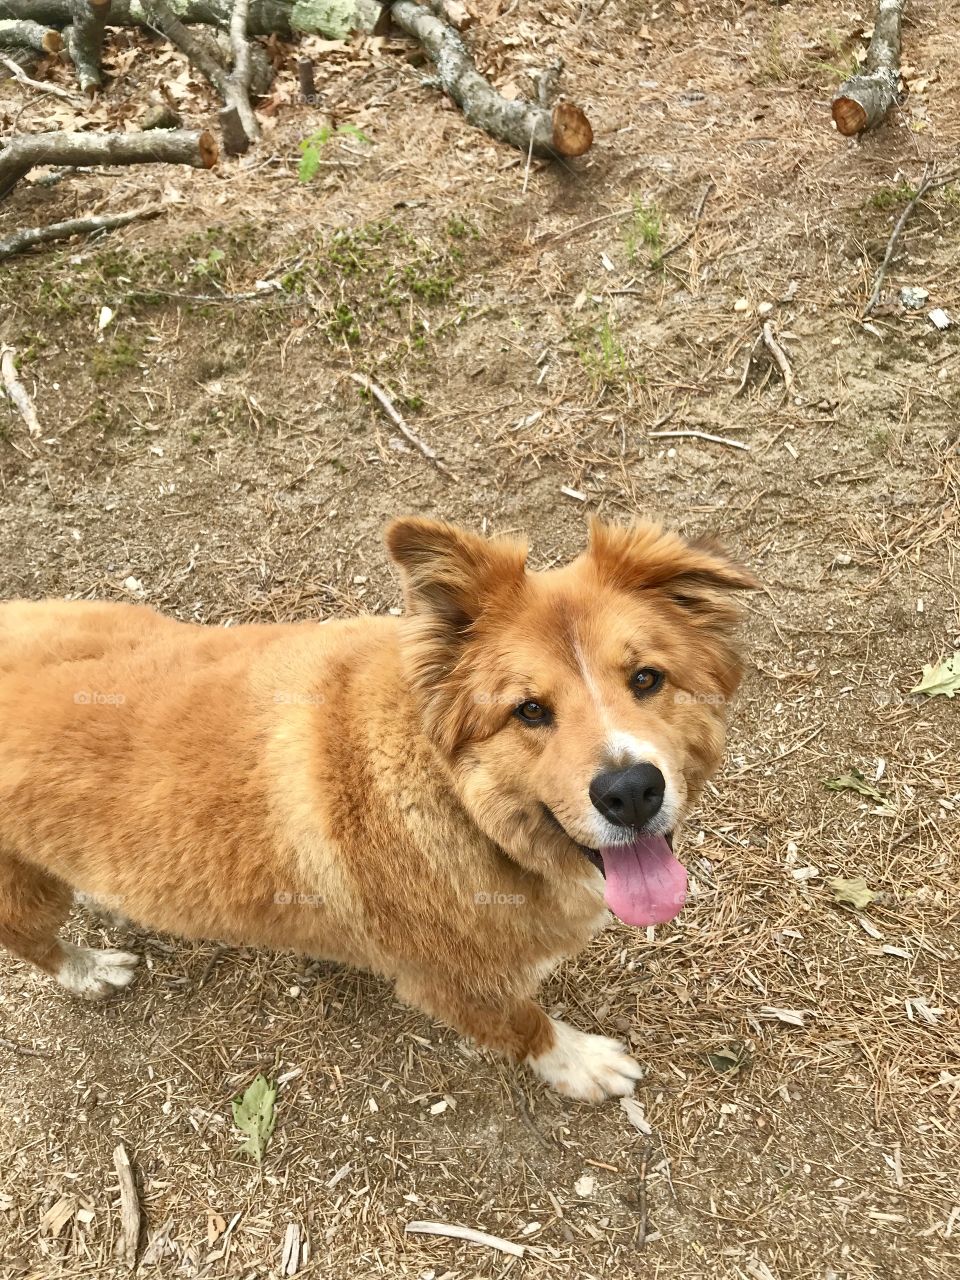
[395, 972, 643, 1103]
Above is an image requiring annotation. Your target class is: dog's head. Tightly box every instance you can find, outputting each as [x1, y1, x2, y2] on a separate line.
[387, 516, 758, 927]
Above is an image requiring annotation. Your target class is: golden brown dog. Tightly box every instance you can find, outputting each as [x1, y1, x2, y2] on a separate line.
[0, 518, 756, 1101]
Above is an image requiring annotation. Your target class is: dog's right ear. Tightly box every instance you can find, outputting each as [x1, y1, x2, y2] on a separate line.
[386, 517, 527, 629]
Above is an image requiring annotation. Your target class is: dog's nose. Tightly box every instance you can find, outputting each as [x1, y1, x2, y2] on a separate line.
[589, 763, 665, 829]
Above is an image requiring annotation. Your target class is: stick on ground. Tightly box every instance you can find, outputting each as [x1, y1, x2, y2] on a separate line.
[648, 429, 750, 452]
[349, 372, 460, 482]
[387, 0, 592, 157]
[0, 205, 162, 261]
[0, 128, 217, 200]
[760, 320, 794, 391]
[0, 49, 82, 101]
[404, 1220, 525, 1258]
[832, 0, 905, 136]
[112, 1143, 141, 1268]
[1, 346, 41, 437]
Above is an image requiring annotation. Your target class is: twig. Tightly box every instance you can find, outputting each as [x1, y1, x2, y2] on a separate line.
[404, 1221, 525, 1258]
[637, 1137, 652, 1248]
[863, 165, 936, 318]
[113, 1143, 141, 1268]
[1, 346, 41, 437]
[733, 333, 762, 397]
[648, 429, 750, 452]
[0, 50, 83, 102]
[536, 206, 633, 246]
[0, 1034, 50, 1057]
[349, 372, 460, 482]
[658, 180, 715, 263]
[0, 206, 162, 261]
[760, 320, 794, 391]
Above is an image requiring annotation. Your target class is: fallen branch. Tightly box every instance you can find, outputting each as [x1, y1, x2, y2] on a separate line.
[1, 346, 42, 438]
[760, 320, 794, 391]
[0, 18, 62, 50]
[648, 429, 749, 452]
[349, 372, 460, 482]
[69, 0, 110, 92]
[0, 49, 81, 101]
[658, 181, 714, 263]
[863, 164, 931, 318]
[832, 0, 905, 136]
[388, 0, 592, 157]
[2, 0, 295, 33]
[0, 205, 161, 260]
[0, 128, 217, 200]
[404, 1221, 525, 1258]
[225, 0, 260, 145]
[112, 1144, 141, 1268]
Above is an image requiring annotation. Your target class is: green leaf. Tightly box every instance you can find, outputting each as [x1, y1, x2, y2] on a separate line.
[827, 875, 877, 910]
[824, 769, 884, 802]
[231, 1073, 276, 1162]
[911, 651, 960, 698]
[291, 0, 356, 38]
[298, 144, 320, 184]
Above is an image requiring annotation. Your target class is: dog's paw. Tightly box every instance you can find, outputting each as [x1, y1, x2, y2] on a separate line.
[527, 1018, 643, 1102]
[56, 944, 139, 1001]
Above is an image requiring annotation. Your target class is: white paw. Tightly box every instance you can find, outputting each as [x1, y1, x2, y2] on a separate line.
[56, 944, 139, 1001]
[527, 1018, 644, 1102]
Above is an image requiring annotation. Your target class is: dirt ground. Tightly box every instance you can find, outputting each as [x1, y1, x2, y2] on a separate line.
[1, 1, 959, 1276]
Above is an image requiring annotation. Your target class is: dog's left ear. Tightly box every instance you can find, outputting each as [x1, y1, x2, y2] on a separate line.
[587, 518, 759, 630]
[386, 517, 527, 628]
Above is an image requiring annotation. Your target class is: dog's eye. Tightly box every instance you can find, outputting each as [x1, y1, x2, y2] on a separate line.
[515, 700, 551, 725]
[631, 668, 663, 696]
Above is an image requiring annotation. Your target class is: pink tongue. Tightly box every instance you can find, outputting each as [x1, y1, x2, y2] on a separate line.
[600, 835, 687, 926]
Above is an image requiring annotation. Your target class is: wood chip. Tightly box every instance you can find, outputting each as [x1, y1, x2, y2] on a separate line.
[113, 1144, 141, 1268]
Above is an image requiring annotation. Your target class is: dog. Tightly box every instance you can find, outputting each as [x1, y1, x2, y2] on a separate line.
[0, 517, 756, 1101]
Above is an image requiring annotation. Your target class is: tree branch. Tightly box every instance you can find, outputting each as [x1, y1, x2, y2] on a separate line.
[387, 0, 592, 158]
[0, 205, 162, 260]
[0, 128, 217, 200]
[69, 0, 111, 92]
[0, 18, 63, 51]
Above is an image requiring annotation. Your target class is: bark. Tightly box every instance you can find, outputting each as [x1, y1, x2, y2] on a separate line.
[0, 128, 217, 199]
[1, 0, 295, 34]
[69, 0, 110, 92]
[297, 54, 315, 101]
[219, 103, 249, 154]
[225, 0, 260, 142]
[388, 0, 592, 157]
[832, 0, 905, 136]
[0, 18, 63, 50]
[0, 205, 161, 260]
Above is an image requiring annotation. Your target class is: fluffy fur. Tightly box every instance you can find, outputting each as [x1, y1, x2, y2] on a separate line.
[0, 518, 756, 1100]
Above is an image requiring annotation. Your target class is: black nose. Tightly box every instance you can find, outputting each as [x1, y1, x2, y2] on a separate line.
[589, 763, 665, 830]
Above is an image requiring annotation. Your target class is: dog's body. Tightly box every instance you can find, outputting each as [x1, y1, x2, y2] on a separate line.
[0, 519, 755, 1100]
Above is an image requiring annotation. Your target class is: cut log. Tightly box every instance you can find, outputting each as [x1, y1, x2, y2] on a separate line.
[0, 128, 217, 200]
[832, 0, 905, 136]
[0, 18, 63, 50]
[387, 0, 592, 157]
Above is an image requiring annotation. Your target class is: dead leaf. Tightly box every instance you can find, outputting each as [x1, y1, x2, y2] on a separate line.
[911, 651, 960, 698]
[827, 875, 877, 910]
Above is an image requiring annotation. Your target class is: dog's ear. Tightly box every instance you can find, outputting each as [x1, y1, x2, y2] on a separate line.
[587, 518, 759, 629]
[386, 517, 527, 628]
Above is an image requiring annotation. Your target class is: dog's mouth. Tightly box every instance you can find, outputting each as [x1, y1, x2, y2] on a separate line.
[542, 805, 685, 928]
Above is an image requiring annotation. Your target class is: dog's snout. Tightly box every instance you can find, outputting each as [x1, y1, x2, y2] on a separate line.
[589, 763, 665, 830]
